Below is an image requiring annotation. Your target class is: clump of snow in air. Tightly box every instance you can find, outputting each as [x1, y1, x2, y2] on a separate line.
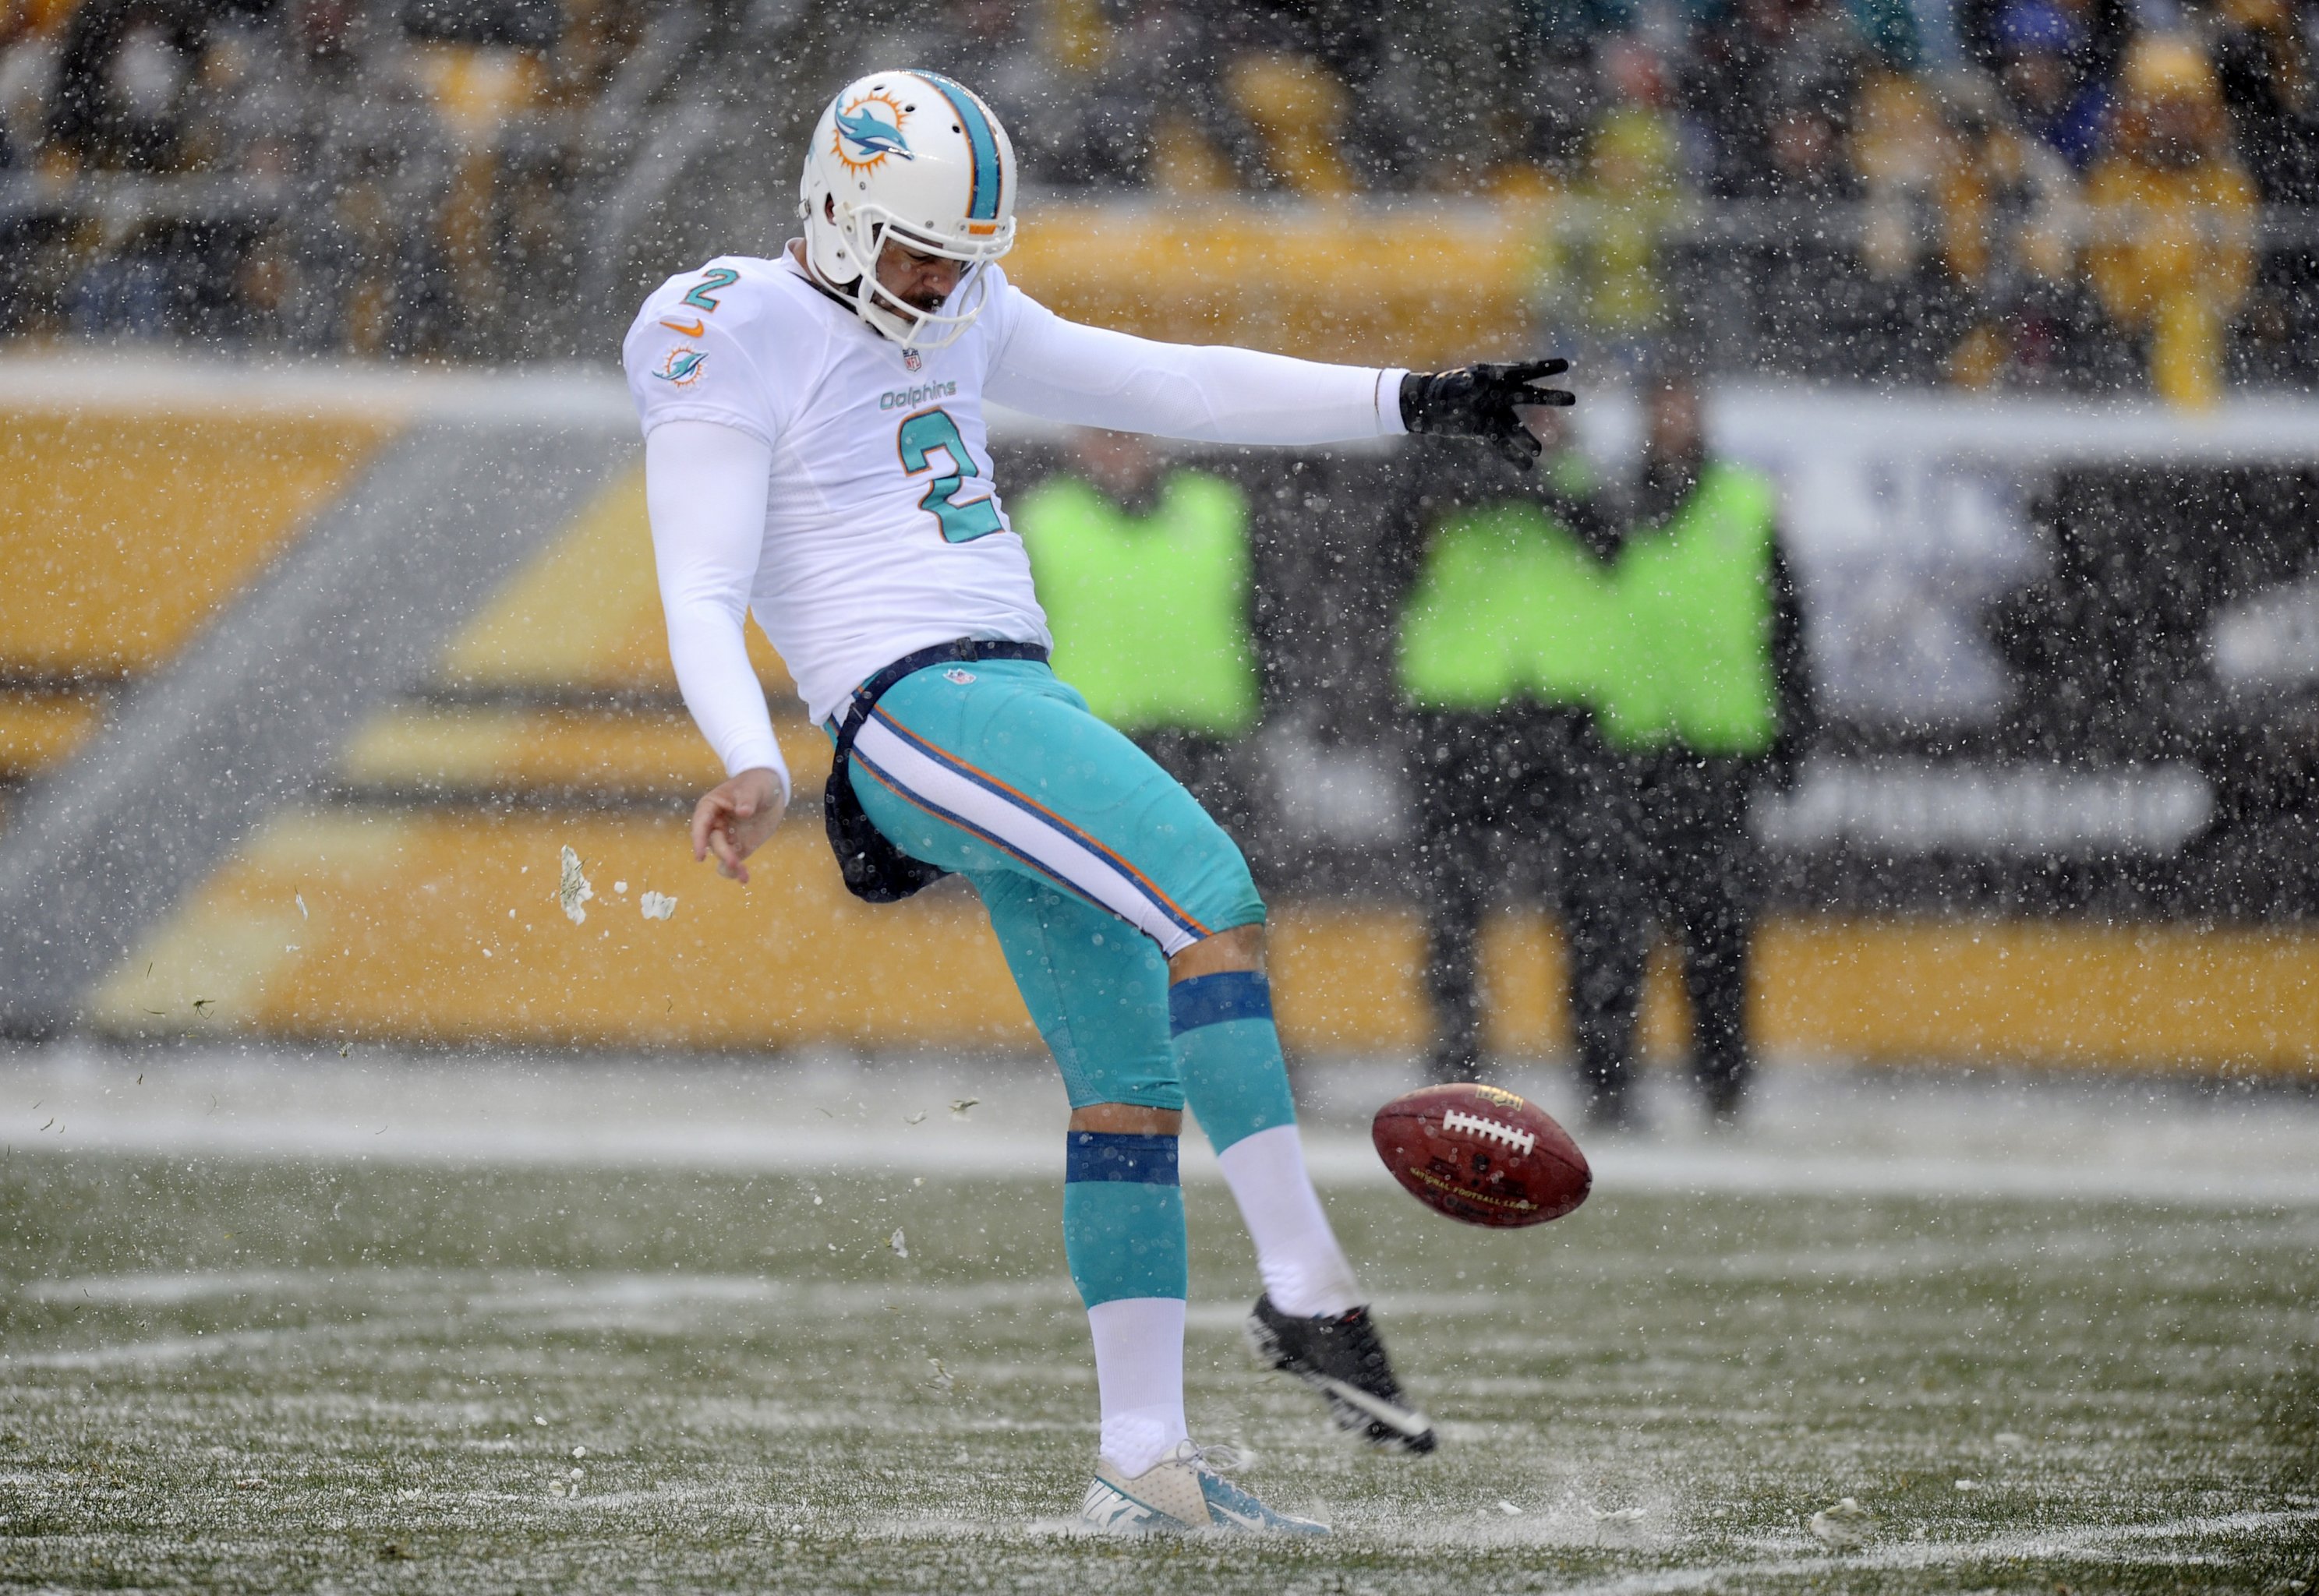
[889, 1228, 908, 1259]
[295, 892, 308, 920]
[613, 881, 627, 894]
[950, 1098, 979, 1117]
[1810, 1497, 1875, 1548]
[559, 847, 593, 924]
[1497, 1500, 1523, 1517]
[1955, 1478, 1981, 1492]
[640, 892, 677, 921]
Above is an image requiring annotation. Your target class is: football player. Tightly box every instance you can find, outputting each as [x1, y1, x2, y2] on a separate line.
[624, 69, 1571, 1534]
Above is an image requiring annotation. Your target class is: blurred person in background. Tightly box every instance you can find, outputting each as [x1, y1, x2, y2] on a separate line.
[1854, 67, 2080, 386]
[1209, 0, 1384, 195]
[1514, 0, 1627, 178]
[2084, 34, 2257, 408]
[1396, 413, 1621, 1086]
[2213, 0, 2319, 203]
[310, 91, 455, 356]
[1568, 35, 1681, 373]
[1967, 0, 2126, 171]
[0, 0, 66, 172]
[1686, 0, 1870, 200]
[47, 0, 207, 174]
[1013, 429, 1260, 833]
[1031, 0, 1266, 189]
[1685, 0, 1875, 370]
[47, 0, 214, 334]
[1568, 362, 1811, 1128]
[2211, 0, 2319, 383]
[396, 0, 557, 358]
[546, 0, 648, 108]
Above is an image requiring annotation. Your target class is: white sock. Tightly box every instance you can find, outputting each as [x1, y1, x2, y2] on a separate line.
[1215, 1123, 1363, 1319]
[1087, 1296, 1190, 1478]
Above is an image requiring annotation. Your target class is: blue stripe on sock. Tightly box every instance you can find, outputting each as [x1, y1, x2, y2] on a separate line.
[1169, 971, 1274, 1036]
[1065, 1131, 1179, 1185]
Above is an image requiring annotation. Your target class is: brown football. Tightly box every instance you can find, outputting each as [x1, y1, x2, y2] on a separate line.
[1371, 1083, 1591, 1228]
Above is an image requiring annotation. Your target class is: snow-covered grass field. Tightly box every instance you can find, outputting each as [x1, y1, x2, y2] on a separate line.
[2, 1043, 2314, 1593]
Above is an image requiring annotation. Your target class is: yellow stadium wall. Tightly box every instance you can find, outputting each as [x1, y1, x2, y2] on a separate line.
[0, 404, 391, 782]
[25, 381, 2319, 1079]
[0, 411, 390, 678]
[93, 808, 2319, 1077]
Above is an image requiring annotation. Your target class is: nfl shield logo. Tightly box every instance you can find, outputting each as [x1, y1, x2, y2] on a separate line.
[903, 348, 923, 372]
[943, 668, 976, 684]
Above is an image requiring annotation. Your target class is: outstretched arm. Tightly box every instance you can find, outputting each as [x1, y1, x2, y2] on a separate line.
[986, 295, 1405, 444]
[988, 292, 1572, 464]
[644, 418, 790, 883]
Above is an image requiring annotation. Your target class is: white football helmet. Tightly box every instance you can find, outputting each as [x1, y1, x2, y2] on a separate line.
[798, 69, 1019, 348]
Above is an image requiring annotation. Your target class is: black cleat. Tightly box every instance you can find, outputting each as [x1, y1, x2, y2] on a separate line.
[1245, 1295, 1437, 1454]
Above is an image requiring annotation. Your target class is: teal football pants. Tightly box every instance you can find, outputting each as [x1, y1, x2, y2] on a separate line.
[845, 658, 1264, 1112]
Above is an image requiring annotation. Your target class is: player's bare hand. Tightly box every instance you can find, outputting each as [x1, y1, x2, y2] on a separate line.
[691, 767, 786, 885]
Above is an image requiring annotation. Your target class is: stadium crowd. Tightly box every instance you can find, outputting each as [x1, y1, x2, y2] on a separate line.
[0, 0, 2314, 391]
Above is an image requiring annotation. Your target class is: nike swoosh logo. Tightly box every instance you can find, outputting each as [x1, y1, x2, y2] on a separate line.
[1320, 1378, 1433, 1436]
[661, 318, 705, 336]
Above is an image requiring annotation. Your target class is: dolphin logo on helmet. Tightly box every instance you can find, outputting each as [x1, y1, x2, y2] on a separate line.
[834, 95, 914, 169]
[798, 70, 1018, 349]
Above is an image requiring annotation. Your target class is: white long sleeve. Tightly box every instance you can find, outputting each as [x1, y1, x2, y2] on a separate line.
[644, 419, 790, 802]
[988, 291, 1406, 445]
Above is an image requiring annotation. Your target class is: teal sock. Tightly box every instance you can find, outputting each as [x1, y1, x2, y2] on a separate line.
[1061, 1132, 1188, 1308]
[1171, 972, 1298, 1155]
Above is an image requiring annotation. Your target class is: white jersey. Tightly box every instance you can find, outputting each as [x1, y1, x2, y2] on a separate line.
[624, 246, 1405, 789]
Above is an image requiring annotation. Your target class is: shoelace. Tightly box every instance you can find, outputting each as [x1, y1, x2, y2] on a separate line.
[1192, 1442, 1249, 1474]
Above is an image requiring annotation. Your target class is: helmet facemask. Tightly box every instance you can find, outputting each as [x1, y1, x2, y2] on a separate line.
[804, 197, 1013, 348]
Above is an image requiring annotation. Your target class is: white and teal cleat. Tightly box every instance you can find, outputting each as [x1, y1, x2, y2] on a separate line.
[1077, 1441, 1331, 1535]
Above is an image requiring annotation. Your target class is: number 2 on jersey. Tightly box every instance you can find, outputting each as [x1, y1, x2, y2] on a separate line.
[896, 408, 1004, 543]
[680, 267, 739, 312]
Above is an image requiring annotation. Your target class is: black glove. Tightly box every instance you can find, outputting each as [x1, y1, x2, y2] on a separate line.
[1399, 358, 1575, 468]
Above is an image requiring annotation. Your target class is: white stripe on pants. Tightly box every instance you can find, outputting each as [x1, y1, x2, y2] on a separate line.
[851, 714, 1204, 955]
